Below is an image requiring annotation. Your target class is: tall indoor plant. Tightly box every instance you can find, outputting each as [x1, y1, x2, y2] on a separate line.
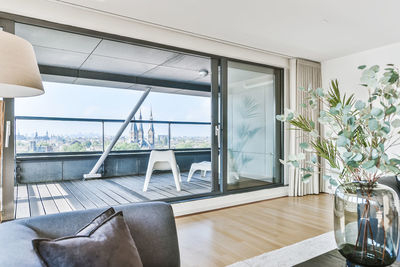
[277, 65, 400, 266]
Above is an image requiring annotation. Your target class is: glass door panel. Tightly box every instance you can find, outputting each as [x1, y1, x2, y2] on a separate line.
[226, 61, 279, 190]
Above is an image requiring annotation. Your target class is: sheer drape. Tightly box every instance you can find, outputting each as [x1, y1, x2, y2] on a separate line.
[287, 59, 322, 196]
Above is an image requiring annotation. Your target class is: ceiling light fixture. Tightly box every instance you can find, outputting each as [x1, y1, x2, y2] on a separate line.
[198, 69, 209, 78]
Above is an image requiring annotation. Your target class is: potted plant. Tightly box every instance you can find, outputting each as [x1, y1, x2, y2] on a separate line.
[277, 65, 400, 266]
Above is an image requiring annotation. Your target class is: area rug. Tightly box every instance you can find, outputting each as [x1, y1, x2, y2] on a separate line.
[228, 231, 337, 267]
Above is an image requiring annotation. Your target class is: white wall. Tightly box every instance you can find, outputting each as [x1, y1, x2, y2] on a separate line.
[322, 42, 400, 100]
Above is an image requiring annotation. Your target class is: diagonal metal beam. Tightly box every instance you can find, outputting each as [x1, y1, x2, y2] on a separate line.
[83, 87, 151, 179]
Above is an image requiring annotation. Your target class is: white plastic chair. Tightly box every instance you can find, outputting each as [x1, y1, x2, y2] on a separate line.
[187, 161, 211, 182]
[143, 150, 181, 192]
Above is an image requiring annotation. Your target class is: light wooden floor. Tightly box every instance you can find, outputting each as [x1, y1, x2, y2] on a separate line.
[14, 172, 211, 219]
[176, 194, 333, 267]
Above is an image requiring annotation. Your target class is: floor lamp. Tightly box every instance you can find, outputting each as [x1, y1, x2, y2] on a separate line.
[0, 30, 44, 221]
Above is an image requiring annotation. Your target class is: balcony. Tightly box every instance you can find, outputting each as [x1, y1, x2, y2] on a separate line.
[14, 171, 212, 219]
[14, 116, 213, 219]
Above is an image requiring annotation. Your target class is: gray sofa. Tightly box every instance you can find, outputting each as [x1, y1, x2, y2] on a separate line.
[379, 176, 400, 198]
[0, 202, 180, 267]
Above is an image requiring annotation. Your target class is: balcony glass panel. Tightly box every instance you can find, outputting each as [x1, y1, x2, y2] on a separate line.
[16, 119, 102, 153]
[170, 124, 211, 149]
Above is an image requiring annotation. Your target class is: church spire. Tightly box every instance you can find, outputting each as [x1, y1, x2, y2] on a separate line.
[148, 107, 155, 148]
[138, 110, 144, 145]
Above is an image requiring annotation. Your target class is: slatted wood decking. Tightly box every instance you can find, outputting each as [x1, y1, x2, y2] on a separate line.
[14, 172, 211, 219]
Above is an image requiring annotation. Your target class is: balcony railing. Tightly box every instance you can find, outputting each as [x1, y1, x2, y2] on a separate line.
[15, 116, 211, 155]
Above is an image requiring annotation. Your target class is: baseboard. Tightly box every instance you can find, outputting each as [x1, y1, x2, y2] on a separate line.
[172, 186, 289, 217]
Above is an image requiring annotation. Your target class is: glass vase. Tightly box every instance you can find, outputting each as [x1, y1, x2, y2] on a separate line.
[334, 182, 399, 266]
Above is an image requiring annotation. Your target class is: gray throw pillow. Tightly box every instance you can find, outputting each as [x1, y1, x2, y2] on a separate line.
[76, 207, 115, 235]
[32, 212, 143, 267]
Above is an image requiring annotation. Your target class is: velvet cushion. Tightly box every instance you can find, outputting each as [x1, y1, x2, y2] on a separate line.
[32, 212, 143, 267]
[75, 207, 115, 235]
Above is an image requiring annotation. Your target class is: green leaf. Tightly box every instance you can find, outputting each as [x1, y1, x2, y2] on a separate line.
[371, 149, 379, 159]
[329, 178, 338, 186]
[353, 153, 363, 162]
[329, 107, 340, 115]
[299, 142, 309, 150]
[358, 65, 367, 70]
[316, 88, 325, 97]
[337, 136, 349, 147]
[343, 151, 353, 158]
[386, 105, 396, 115]
[343, 105, 352, 115]
[311, 154, 317, 164]
[302, 174, 312, 181]
[368, 118, 379, 131]
[362, 160, 376, 169]
[389, 72, 399, 84]
[382, 126, 390, 134]
[311, 139, 338, 169]
[347, 161, 359, 168]
[276, 115, 285, 121]
[390, 158, 400, 165]
[323, 175, 331, 180]
[355, 100, 366, 110]
[371, 65, 380, 72]
[371, 108, 383, 117]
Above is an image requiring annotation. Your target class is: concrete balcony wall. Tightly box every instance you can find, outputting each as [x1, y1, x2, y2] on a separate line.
[16, 149, 211, 184]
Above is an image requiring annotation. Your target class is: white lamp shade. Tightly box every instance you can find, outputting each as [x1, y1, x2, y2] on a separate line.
[0, 30, 44, 97]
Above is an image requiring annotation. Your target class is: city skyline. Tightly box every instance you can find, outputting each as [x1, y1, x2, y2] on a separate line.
[15, 81, 211, 137]
[15, 81, 211, 153]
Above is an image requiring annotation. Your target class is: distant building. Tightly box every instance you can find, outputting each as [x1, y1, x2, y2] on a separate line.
[34, 130, 50, 141]
[129, 108, 156, 149]
[158, 135, 169, 147]
[137, 110, 144, 146]
[29, 140, 37, 152]
[148, 108, 155, 148]
[130, 116, 138, 143]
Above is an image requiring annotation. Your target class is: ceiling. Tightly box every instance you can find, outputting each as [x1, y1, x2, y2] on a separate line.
[15, 23, 211, 96]
[52, 0, 400, 61]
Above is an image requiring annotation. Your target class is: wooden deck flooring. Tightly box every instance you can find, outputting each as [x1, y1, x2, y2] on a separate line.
[14, 172, 211, 219]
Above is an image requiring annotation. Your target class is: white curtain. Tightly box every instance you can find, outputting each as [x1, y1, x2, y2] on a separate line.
[287, 59, 323, 196]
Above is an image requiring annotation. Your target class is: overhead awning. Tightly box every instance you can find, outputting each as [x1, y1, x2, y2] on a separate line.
[15, 23, 211, 97]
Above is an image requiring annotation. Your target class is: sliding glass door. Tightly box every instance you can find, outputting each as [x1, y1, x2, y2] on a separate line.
[223, 61, 282, 191]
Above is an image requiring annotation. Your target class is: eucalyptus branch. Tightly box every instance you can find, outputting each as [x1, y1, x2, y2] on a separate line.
[277, 64, 400, 185]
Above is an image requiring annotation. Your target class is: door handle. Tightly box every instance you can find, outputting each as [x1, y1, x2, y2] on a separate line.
[215, 125, 221, 148]
[5, 120, 10, 148]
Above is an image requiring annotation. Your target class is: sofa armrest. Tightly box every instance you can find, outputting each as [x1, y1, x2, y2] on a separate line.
[115, 202, 180, 267]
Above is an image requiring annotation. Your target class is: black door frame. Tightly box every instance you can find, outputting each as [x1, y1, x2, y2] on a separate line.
[220, 59, 285, 193]
[0, 11, 284, 205]
[0, 18, 16, 220]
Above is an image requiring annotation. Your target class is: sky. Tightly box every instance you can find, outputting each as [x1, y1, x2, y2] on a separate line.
[15, 82, 211, 137]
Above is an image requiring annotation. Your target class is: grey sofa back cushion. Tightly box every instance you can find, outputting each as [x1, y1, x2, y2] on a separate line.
[17, 202, 180, 267]
[33, 212, 143, 267]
